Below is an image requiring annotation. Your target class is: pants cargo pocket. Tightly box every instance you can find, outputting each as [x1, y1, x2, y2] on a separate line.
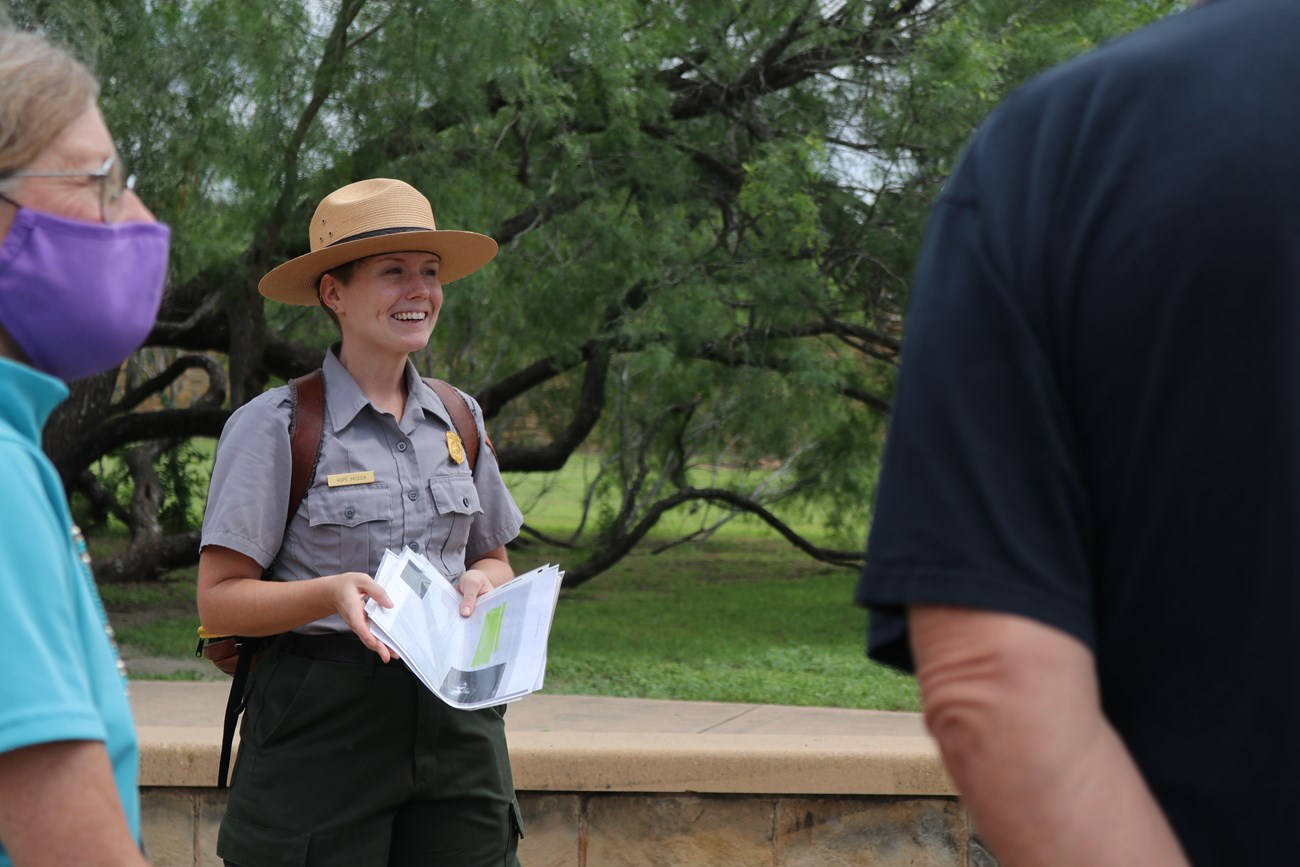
[506, 799, 524, 865]
[510, 798, 525, 839]
[218, 815, 310, 866]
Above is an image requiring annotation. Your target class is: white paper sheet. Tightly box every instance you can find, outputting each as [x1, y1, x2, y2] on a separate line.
[364, 548, 563, 710]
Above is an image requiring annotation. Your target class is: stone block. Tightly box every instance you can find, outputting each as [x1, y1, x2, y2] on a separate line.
[586, 794, 775, 866]
[775, 797, 968, 867]
[141, 789, 195, 867]
[518, 793, 583, 867]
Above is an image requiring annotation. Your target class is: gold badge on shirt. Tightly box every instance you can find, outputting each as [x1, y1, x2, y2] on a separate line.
[446, 431, 466, 465]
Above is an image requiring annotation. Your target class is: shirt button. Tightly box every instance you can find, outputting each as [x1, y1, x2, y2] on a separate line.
[408, 490, 419, 501]
[344, 507, 355, 519]
[396, 442, 408, 452]
[462, 497, 471, 508]
[408, 541, 420, 553]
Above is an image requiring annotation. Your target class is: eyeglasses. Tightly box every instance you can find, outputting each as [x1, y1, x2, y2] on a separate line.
[3, 154, 137, 223]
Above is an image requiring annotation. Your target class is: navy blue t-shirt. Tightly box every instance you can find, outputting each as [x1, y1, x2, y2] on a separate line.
[857, 1, 1300, 863]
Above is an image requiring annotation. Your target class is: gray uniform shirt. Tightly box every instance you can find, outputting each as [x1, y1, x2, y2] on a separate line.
[201, 346, 524, 634]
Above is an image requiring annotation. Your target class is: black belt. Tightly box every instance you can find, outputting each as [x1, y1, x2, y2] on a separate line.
[280, 631, 374, 664]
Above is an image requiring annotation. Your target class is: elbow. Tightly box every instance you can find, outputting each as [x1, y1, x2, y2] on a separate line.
[910, 607, 1104, 804]
[196, 575, 246, 637]
[196, 546, 263, 636]
[917, 643, 1099, 789]
[918, 653, 1017, 776]
[196, 594, 232, 637]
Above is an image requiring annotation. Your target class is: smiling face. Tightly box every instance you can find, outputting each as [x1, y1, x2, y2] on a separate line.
[319, 250, 444, 364]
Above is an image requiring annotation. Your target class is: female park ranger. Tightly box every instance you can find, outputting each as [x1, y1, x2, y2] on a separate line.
[198, 178, 524, 866]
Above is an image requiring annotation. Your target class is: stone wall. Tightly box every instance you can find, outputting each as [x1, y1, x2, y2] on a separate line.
[141, 789, 997, 867]
[133, 686, 1000, 866]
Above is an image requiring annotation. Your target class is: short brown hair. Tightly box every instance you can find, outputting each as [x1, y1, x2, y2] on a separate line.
[0, 27, 98, 189]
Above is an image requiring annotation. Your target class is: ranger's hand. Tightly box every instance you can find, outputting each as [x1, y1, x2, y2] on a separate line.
[456, 569, 494, 617]
[327, 571, 397, 662]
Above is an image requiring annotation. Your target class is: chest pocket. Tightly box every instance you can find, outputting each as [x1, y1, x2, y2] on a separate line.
[305, 483, 393, 575]
[429, 473, 483, 572]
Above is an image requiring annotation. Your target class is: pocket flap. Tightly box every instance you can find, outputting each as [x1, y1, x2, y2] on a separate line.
[307, 483, 392, 528]
[430, 474, 482, 516]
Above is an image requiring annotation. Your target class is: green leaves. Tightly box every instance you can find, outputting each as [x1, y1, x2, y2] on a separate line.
[5, 0, 1176, 582]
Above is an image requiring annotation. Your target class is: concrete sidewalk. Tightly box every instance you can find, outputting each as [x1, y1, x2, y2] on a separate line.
[130, 682, 950, 795]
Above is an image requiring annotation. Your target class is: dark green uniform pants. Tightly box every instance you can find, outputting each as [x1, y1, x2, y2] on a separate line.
[218, 634, 523, 866]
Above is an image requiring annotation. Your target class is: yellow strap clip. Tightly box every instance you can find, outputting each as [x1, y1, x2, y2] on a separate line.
[197, 625, 232, 640]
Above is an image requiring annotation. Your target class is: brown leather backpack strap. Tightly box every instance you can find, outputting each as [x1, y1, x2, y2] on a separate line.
[424, 378, 480, 472]
[209, 368, 325, 788]
[286, 369, 325, 525]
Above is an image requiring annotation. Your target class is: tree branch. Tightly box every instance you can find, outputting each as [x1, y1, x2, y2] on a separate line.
[563, 486, 862, 588]
[112, 354, 227, 415]
[495, 349, 610, 472]
[56, 409, 231, 488]
[516, 523, 579, 550]
[663, 1, 934, 121]
[93, 530, 202, 584]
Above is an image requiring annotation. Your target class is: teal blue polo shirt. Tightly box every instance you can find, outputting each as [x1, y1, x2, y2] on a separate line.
[0, 358, 140, 861]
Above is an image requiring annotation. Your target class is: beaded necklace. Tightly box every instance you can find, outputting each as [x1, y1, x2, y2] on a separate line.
[70, 522, 130, 694]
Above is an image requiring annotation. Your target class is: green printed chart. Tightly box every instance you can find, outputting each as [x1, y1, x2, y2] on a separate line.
[471, 605, 506, 667]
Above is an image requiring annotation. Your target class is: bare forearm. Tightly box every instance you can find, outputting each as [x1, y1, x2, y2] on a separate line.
[912, 606, 1189, 867]
[0, 741, 149, 866]
[198, 573, 346, 637]
[935, 700, 1187, 866]
[467, 552, 514, 588]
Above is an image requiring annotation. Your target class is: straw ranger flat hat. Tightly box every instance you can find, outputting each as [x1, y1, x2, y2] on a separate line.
[258, 178, 498, 305]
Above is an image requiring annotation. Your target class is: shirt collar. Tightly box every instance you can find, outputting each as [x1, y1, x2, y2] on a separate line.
[321, 344, 455, 434]
[404, 361, 455, 432]
[0, 356, 68, 444]
[320, 344, 370, 432]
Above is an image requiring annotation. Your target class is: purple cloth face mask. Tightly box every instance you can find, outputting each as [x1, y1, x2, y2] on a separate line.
[0, 206, 170, 382]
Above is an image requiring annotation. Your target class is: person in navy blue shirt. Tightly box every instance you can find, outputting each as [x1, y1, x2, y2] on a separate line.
[857, 1, 1300, 864]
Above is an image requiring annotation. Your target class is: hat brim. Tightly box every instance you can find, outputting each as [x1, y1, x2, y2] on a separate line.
[258, 229, 498, 305]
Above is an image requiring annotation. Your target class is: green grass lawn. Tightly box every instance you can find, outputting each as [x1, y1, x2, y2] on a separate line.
[522, 536, 917, 710]
[97, 458, 917, 710]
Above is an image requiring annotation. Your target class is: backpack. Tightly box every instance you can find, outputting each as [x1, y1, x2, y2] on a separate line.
[195, 368, 482, 787]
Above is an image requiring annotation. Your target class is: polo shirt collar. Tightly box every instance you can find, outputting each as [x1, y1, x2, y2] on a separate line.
[321, 344, 454, 434]
[0, 356, 68, 444]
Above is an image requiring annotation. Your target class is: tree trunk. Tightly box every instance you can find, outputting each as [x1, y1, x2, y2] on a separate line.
[124, 441, 167, 545]
[93, 530, 202, 584]
[43, 368, 118, 469]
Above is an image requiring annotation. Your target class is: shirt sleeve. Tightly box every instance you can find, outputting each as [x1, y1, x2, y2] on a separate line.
[0, 443, 106, 754]
[462, 393, 524, 562]
[200, 388, 294, 568]
[855, 125, 1095, 672]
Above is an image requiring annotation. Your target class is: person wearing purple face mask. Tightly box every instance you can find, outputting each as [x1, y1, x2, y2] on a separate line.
[0, 25, 169, 867]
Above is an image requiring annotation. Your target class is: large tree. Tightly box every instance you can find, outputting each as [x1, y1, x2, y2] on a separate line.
[4, 0, 1176, 586]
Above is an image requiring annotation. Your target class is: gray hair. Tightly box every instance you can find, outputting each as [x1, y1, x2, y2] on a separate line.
[0, 27, 98, 193]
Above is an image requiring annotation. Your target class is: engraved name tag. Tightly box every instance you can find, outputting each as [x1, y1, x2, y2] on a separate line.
[326, 470, 376, 487]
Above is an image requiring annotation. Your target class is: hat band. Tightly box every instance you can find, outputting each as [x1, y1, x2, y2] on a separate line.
[327, 225, 430, 247]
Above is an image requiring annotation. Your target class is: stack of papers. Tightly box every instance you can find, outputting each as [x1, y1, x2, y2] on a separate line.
[364, 548, 564, 710]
